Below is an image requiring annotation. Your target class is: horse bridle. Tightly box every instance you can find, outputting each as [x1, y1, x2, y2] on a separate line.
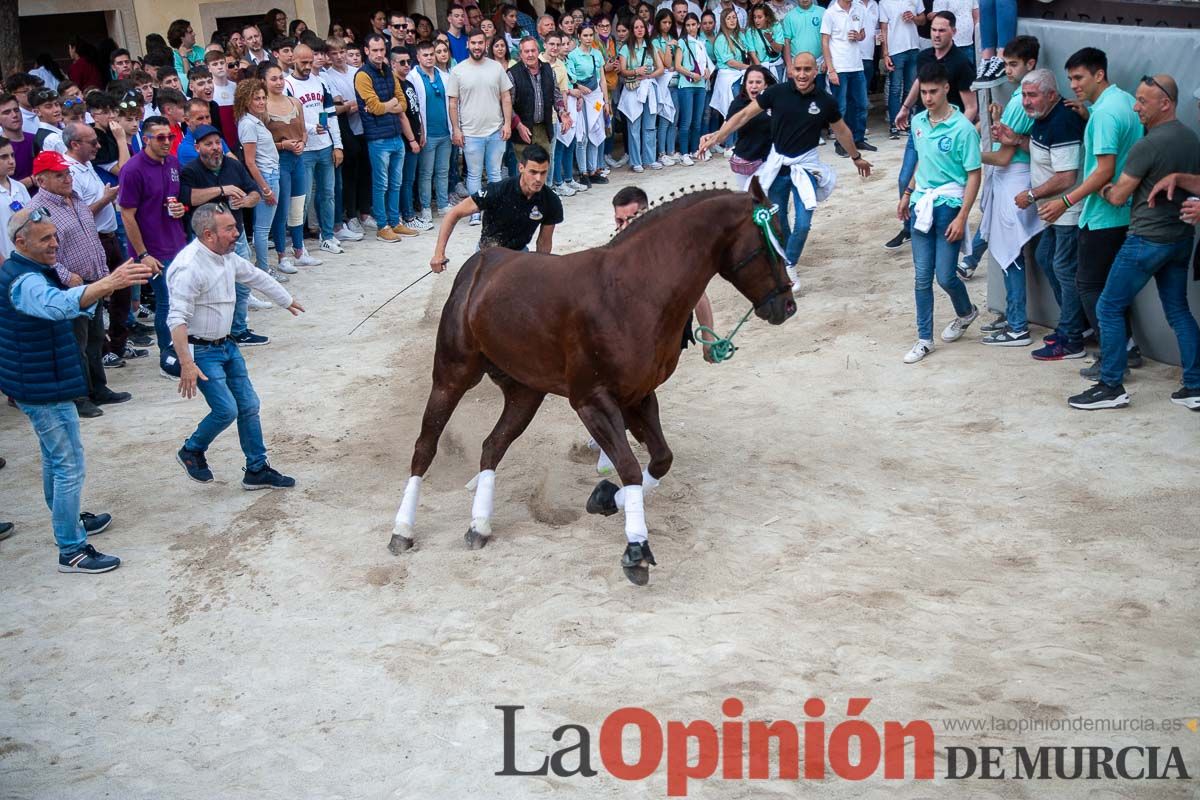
[725, 203, 793, 312]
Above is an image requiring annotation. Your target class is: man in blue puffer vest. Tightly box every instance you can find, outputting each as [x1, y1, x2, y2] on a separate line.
[0, 207, 152, 573]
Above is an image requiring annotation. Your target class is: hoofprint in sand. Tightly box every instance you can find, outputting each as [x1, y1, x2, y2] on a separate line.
[2, 132, 1197, 799]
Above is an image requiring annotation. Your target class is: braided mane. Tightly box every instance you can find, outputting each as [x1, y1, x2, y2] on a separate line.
[607, 184, 736, 246]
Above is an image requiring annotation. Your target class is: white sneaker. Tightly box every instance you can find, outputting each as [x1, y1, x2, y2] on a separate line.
[248, 294, 273, 310]
[680, 154, 694, 166]
[267, 265, 289, 283]
[295, 249, 323, 267]
[277, 257, 298, 274]
[568, 179, 589, 192]
[710, 143, 724, 155]
[360, 216, 379, 230]
[785, 263, 799, 288]
[334, 226, 363, 242]
[941, 305, 979, 342]
[648, 161, 663, 170]
[904, 340, 934, 363]
[469, 212, 481, 226]
[554, 183, 576, 197]
[319, 238, 344, 255]
[417, 212, 434, 228]
[631, 165, 645, 173]
[660, 154, 678, 166]
[346, 218, 365, 235]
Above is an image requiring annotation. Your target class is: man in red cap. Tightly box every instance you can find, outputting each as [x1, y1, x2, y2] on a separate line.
[33, 150, 133, 417]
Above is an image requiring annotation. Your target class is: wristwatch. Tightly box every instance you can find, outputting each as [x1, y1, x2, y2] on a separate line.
[1026, 189, 1037, 204]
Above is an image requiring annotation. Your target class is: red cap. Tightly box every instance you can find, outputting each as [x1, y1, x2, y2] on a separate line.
[32, 151, 70, 175]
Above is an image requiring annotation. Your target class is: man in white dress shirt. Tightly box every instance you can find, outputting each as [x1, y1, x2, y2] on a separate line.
[170, 203, 305, 490]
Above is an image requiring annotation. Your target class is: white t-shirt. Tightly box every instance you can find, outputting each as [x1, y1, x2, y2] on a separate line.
[321, 66, 364, 136]
[0, 177, 32, 259]
[932, 0, 977, 49]
[858, 0, 880, 61]
[65, 155, 117, 234]
[878, 0, 922, 55]
[284, 72, 343, 151]
[213, 80, 236, 107]
[820, 0, 866, 73]
[447, 57, 513, 138]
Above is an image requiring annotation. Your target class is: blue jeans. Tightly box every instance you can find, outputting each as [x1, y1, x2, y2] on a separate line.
[767, 172, 815, 265]
[419, 134, 452, 212]
[368, 135, 406, 227]
[830, 69, 867, 143]
[961, 229, 989, 269]
[400, 141, 419, 219]
[553, 138, 573, 184]
[183, 341, 268, 471]
[624, 105, 656, 168]
[1001, 255, 1027, 333]
[979, 0, 1018, 52]
[887, 49, 918, 127]
[231, 232, 253, 337]
[252, 168, 279, 271]
[17, 400, 87, 556]
[273, 150, 306, 255]
[898, 130, 918, 234]
[676, 86, 706, 155]
[912, 202, 973, 340]
[656, 84, 679, 156]
[301, 146, 336, 240]
[463, 130, 505, 194]
[151, 266, 171, 354]
[575, 135, 601, 174]
[1035, 224, 1084, 343]
[1098, 235, 1199, 387]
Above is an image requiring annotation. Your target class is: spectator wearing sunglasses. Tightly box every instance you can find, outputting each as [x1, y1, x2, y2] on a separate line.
[0, 205, 152, 573]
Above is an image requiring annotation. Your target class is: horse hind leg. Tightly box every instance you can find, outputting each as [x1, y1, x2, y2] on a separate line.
[464, 376, 546, 550]
[389, 357, 484, 555]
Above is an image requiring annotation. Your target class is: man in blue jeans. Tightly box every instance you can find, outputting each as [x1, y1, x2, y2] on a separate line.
[170, 204, 305, 486]
[286, 44, 348, 256]
[414, 41, 453, 225]
[898, 62, 981, 364]
[821, 0, 877, 157]
[354, 34, 421, 243]
[448, 29, 513, 226]
[1069, 74, 1200, 411]
[0, 208, 152, 573]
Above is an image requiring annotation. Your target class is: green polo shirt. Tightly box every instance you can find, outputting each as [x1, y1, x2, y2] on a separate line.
[781, 4, 825, 59]
[1079, 84, 1142, 231]
[910, 108, 982, 209]
[994, 85, 1033, 165]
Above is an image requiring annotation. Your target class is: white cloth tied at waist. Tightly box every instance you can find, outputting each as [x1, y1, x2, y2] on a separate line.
[617, 77, 659, 122]
[913, 182, 973, 258]
[709, 67, 743, 117]
[980, 161, 1044, 271]
[654, 71, 677, 122]
[568, 85, 607, 146]
[753, 146, 837, 210]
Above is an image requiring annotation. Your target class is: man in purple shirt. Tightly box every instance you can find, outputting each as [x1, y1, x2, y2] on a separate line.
[117, 115, 188, 372]
[0, 93, 34, 188]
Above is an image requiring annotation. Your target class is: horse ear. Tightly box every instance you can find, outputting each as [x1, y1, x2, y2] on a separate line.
[749, 176, 767, 203]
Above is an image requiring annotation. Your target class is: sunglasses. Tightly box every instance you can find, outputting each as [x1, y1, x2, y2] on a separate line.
[1140, 75, 1176, 104]
[146, 133, 172, 142]
[62, 97, 85, 108]
[396, 58, 411, 65]
[12, 206, 51, 238]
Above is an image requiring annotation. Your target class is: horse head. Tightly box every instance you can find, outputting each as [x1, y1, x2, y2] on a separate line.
[716, 177, 797, 326]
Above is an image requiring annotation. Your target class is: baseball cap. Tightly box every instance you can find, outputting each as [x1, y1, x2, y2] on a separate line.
[32, 151, 70, 175]
[191, 124, 221, 142]
[29, 87, 59, 106]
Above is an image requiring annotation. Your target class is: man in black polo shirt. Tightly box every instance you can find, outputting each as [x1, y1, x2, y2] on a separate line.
[698, 51, 871, 284]
[178, 125, 270, 347]
[883, 9, 976, 250]
[430, 144, 563, 271]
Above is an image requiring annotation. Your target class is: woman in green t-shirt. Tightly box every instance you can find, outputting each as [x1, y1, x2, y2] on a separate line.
[674, 13, 713, 163]
[617, 16, 665, 171]
[652, 10, 682, 165]
[747, 4, 785, 82]
[567, 22, 612, 186]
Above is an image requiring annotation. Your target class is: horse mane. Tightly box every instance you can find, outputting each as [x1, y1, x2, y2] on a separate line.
[607, 184, 738, 247]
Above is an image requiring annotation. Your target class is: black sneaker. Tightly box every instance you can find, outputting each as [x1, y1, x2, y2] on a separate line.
[92, 389, 132, 406]
[102, 352, 126, 369]
[589, 172, 609, 184]
[979, 313, 1008, 333]
[80, 512, 112, 535]
[1127, 345, 1144, 368]
[123, 344, 149, 360]
[1169, 386, 1200, 410]
[883, 229, 911, 250]
[75, 398, 104, 418]
[130, 334, 153, 347]
[1078, 360, 1128, 381]
[1068, 382, 1130, 410]
[233, 330, 270, 347]
[981, 329, 1031, 346]
[834, 142, 849, 158]
[58, 544, 121, 573]
[177, 447, 214, 483]
[242, 465, 296, 490]
[854, 140, 878, 152]
[889, 126, 900, 140]
[0, 521, 13, 542]
[971, 57, 1007, 89]
[131, 321, 154, 335]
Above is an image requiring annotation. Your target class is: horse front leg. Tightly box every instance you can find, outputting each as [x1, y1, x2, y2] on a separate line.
[623, 391, 673, 485]
[574, 392, 658, 586]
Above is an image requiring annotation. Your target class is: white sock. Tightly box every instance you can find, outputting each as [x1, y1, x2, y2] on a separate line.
[614, 469, 660, 509]
[623, 485, 647, 544]
[394, 475, 423, 532]
[470, 470, 495, 535]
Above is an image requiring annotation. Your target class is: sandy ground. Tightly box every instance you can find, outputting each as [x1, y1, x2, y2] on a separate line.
[2, 109, 1199, 799]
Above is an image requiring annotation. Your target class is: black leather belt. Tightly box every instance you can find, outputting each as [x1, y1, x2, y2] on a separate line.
[187, 335, 227, 346]
[98, 231, 118, 241]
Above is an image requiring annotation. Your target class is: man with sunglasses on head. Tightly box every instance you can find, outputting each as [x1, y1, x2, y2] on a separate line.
[0, 205, 152, 573]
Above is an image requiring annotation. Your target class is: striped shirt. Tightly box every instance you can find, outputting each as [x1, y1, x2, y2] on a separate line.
[40, 190, 109, 284]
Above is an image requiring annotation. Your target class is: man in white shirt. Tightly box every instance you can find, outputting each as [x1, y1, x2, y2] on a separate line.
[285, 43, 346, 255]
[170, 203, 302, 489]
[932, 0, 978, 65]
[321, 37, 368, 242]
[858, 0, 880, 90]
[822, 0, 873, 154]
[447, 29, 513, 226]
[879, 0, 924, 136]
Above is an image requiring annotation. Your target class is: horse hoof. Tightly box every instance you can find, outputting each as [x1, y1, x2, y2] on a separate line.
[621, 541, 657, 586]
[464, 528, 490, 550]
[388, 534, 413, 555]
[586, 479, 620, 516]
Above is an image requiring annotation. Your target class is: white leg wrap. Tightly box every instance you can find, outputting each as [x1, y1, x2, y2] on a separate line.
[393, 476, 423, 536]
[614, 469, 660, 509]
[623, 485, 648, 544]
[470, 469, 495, 536]
[596, 449, 615, 475]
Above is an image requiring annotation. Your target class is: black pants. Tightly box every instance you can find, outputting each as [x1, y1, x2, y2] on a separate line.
[73, 307, 107, 397]
[1077, 225, 1132, 343]
[99, 232, 130, 356]
[341, 128, 371, 221]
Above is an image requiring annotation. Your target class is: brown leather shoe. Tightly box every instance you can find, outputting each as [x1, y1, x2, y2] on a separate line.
[391, 223, 420, 237]
[376, 227, 402, 243]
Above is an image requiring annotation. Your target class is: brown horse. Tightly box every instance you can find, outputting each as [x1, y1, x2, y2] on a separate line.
[387, 178, 797, 585]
